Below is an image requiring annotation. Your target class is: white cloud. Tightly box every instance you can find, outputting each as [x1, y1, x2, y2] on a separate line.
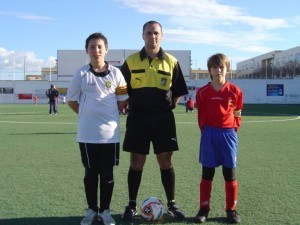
[0, 48, 54, 78]
[117, 0, 291, 53]
[0, 11, 56, 23]
[118, 0, 288, 28]
[163, 27, 278, 54]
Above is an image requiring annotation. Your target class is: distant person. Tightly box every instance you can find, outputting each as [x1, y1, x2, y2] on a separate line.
[67, 32, 128, 225]
[62, 96, 66, 105]
[46, 84, 59, 115]
[33, 95, 38, 105]
[184, 96, 188, 112]
[120, 20, 188, 222]
[184, 95, 188, 105]
[186, 97, 194, 113]
[194, 53, 243, 224]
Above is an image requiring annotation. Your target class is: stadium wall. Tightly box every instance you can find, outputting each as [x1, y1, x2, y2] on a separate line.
[0, 77, 299, 104]
[57, 49, 191, 82]
[188, 76, 300, 104]
[0, 80, 69, 104]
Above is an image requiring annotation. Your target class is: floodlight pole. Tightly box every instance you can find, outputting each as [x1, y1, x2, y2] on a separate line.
[50, 60, 52, 82]
[265, 60, 267, 80]
[271, 54, 275, 79]
[24, 56, 26, 80]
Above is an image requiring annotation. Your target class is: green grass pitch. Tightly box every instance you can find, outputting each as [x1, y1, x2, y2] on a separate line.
[0, 103, 299, 225]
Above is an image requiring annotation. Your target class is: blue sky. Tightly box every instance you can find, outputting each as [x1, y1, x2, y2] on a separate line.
[0, 0, 299, 80]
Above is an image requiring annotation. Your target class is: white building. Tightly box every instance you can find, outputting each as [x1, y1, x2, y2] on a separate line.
[187, 46, 300, 104]
[236, 46, 300, 79]
[56, 49, 191, 82]
[0, 49, 192, 104]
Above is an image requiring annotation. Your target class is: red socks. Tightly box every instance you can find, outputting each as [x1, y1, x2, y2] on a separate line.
[200, 178, 212, 210]
[225, 180, 238, 210]
[200, 179, 238, 211]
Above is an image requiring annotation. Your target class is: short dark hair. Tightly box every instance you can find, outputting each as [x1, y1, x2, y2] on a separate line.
[85, 32, 108, 50]
[207, 53, 230, 79]
[142, 21, 162, 33]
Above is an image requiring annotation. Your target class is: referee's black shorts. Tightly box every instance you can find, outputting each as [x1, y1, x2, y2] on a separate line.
[123, 111, 179, 154]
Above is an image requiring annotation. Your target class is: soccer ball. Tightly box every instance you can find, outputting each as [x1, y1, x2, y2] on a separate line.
[140, 197, 164, 221]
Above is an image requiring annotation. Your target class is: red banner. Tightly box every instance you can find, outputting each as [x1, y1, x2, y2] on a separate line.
[18, 94, 33, 99]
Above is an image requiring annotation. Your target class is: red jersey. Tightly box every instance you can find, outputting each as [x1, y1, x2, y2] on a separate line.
[187, 99, 194, 109]
[196, 81, 243, 132]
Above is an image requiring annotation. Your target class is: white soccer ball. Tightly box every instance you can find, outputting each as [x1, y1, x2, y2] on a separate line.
[140, 197, 164, 221]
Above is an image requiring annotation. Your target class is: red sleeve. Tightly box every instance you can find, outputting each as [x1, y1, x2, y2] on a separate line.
[234, 89, 243, 132]
[196, 89, 204, 133]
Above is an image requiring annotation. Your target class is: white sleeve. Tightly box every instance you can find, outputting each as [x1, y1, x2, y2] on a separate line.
[67, 69, 82, 102]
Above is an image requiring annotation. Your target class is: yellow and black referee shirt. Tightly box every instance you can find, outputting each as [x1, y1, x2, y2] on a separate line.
[121, 47, 188, 113]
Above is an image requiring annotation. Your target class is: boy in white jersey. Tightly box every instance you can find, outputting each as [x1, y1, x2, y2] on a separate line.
[67, 32, 128, 225]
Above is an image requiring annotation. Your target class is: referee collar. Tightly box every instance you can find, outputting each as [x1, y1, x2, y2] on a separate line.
[139, 47, 166, 61]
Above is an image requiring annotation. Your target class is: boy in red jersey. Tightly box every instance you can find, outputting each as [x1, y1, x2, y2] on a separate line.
[194, 53, 243, 223]
[186, 97, 195, 113]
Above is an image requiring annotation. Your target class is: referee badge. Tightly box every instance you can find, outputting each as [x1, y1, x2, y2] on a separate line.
[105, 81, 112, 89]
[160, 78, 167, 86]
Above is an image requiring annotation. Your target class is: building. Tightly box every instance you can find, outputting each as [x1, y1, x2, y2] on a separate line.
[191, 69, 237, 80]
[25, 75, 44, 80]
[41, 66, 57, 81]
[186, 46, 300, 104]
[55, 49, 191, 82]
[236, 46, 300, 79]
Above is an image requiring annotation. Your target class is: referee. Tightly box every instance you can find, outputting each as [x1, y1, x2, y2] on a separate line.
[121, 20, 188, 221]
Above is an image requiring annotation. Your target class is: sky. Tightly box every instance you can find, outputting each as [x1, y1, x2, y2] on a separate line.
[0, 0, 300, 80]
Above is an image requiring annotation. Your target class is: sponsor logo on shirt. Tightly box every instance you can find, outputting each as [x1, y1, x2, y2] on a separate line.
[160, 78, 167, 86]
[211, 97, 223, 100]
[105, 81, 111, 89]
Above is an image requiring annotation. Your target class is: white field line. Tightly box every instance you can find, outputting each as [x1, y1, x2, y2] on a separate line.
[242, 116, 300, 123]
[175, 116, 300, 124]
[0, 120, 77, 125]
[1, 116, 299, 125]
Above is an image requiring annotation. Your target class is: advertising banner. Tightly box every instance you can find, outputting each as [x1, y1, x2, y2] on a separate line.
[0, 87, 14, 94]
[267, 84, 284, 96]
[18, 94, 33, 99]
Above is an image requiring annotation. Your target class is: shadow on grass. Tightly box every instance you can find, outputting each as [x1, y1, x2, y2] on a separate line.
[0, 217, 80, 225]
[0, 215, 229, 225]
[205, 216, 229, 224]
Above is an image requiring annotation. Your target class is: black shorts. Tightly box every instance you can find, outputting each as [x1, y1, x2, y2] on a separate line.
[123, 111, 179, 154]
[79, 142, 120, 169]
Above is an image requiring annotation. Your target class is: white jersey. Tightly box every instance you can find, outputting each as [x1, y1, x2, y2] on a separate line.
[67, 63, 128, 143]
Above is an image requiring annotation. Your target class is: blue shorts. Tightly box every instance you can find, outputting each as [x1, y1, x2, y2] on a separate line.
[199, 126, 238, 168]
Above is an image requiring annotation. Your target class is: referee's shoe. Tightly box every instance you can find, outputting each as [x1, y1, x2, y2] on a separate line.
[167, 201, 185, 220]
[121, 205, 137, 221]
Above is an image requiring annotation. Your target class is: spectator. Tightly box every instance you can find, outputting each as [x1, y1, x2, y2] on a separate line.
[186, 97, 194, 113]
[46, 84, 59, 115]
